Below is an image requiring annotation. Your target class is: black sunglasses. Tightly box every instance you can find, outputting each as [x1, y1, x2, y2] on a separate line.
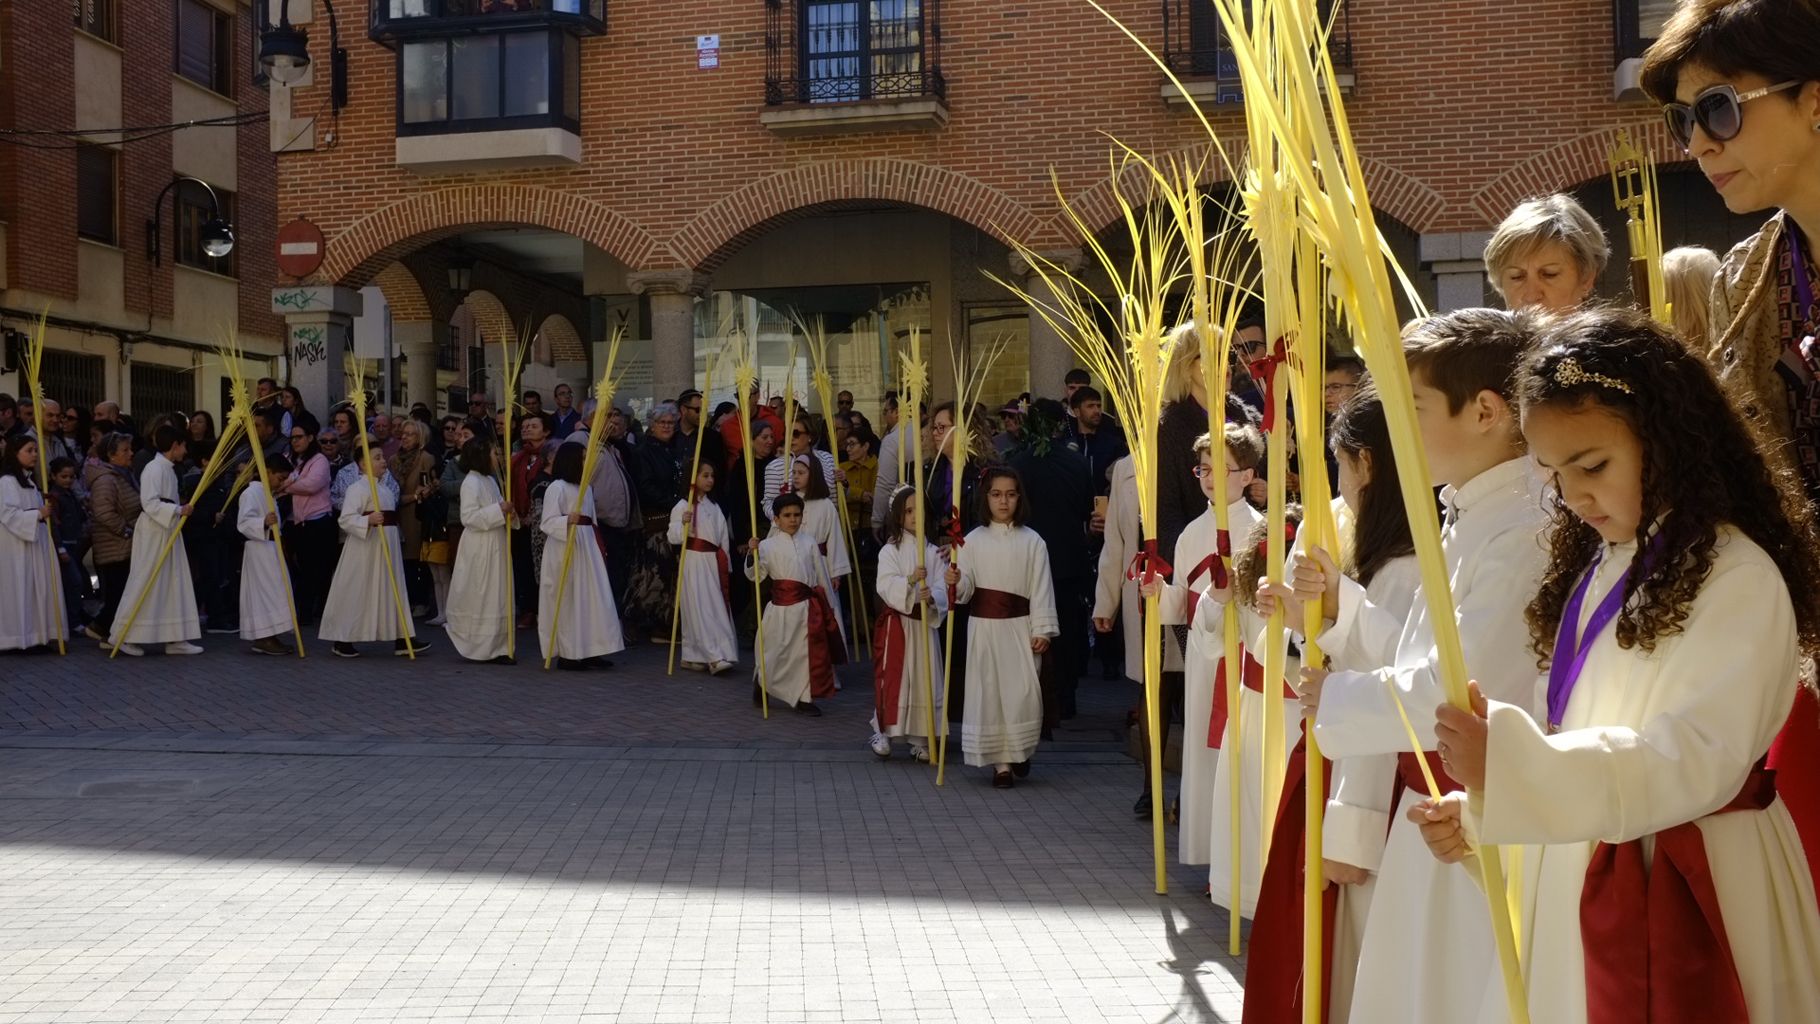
[1663, 80, 1798, 150]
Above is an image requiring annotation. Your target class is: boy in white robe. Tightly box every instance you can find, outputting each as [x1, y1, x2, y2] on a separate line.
[667, 461, 737, 674]
[445, 436, 515, 664]
[954, 466, 1057, 787]
[322, 444, 428, 658]
[1295, 309, 1546, 1024]
[538, 442, 625, 670]
[1144, 425, 1264, 876]
[746, 492, 842, 715]
[235, 467, 295, 655]
[868, 484, 950, 761]
[0, 438, 68, 651]
[109, 424, 202, 656]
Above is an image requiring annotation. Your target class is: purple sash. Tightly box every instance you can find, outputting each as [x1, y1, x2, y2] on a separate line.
[1547, 538, 1660, 732]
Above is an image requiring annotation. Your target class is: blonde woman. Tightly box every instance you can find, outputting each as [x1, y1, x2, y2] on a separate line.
[1483, 193, 1610, 313]
[1663, 245, 1722, 345]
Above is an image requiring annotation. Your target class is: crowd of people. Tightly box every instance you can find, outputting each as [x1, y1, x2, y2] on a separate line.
[3, 1, 1820, 1016]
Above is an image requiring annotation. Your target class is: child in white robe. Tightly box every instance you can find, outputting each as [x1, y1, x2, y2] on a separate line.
[538, 442, 624, 670]
[667, 460, 737, 674]
[0, 437, 68, 652]
[445, 436, 515, 664]
[235, 467, 295, 655]
[109, 424, 203, 656]
[1413, 311, 1820, 1024]
[868, 484, 950, 761]
[1146, 425, 1263, 873]
[747, 492, 843, 714]
[790, 454, 852, 650]
[954, 465, 1057, 788]
[322, 444, 427, 658]
[1297, 309, 1547, 1024]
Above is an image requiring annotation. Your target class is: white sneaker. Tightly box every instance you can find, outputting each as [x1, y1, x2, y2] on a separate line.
[425, 614, 446, 627]
[110, 641, 143, 657]
[909, 745, 931, 763]
[868, 732, 892, 759]
[165, 641, 204, 656]
[709, 660, 735, 676]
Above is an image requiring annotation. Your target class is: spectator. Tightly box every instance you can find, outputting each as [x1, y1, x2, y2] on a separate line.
[275, 412, 336, 624]
[675, 388, 727, 480]
[509, 411, 555, 628]
[85, 432, 140, 641]
[836, 389, 854, 414]
[1663, 245, 1722, 349]
[549, 384, 582, 439]
[1064, 385, 1129, 496]
[1008, 399, 1094, 729]
[0, 393, 24, 440]
[1063, 368, 1091, 406]
[623, 402, 689, 640]
[46, 456, 90, 634]
[388, 419, 439, 618]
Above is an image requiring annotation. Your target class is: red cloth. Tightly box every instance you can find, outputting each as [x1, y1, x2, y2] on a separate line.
[1208, 652, 1265, 748]
[871, 605, 925, 731]
[968, 587, 1031, 619]
[1243, 729, 1342, 1024]
[1768, 686, 1820, 905]
[770, 578, 845, 698]
[685, 535, 730, 605]
[1581, 761, 1776, 1024]
[509, 449, 546, 518]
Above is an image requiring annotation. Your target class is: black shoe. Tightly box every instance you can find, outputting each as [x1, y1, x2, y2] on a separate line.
[1133, 791, 1152, 817]
[251, 637, 292, 656]
[1040, 727, 1054, 742]
[488, 655, 517, 666]
[1012, 761, 1031, 779]
[394, 639, 430, 655]
[993, 770, 1014, 789]
[793, 701, 823, 717]
[587, 657, 614, 670]
[333, 642, 360, 658]
[558, 658, 589, 671]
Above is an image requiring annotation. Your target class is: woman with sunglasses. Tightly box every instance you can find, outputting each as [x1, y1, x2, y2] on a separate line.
[1643, 0, 1820, 901]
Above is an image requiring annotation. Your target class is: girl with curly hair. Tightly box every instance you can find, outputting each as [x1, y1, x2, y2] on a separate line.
[1414, 306, 1820, 1023]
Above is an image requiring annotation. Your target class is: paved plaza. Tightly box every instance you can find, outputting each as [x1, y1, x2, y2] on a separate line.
[0, 636, 1246, 1024]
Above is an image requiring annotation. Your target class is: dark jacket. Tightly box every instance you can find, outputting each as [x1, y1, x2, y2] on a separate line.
[1009, 443, 1094, 581]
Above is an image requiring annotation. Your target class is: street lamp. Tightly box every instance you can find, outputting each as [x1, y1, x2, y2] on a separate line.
[258, 0, 348, 114]
[146, 176, 235, 266]
[447, 257, 475, 302]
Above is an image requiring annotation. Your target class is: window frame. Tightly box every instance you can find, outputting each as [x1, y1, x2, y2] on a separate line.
[76, 145, 120, 246]
[74, 0, 120, 44]
[394, 28, 580, 136]
[1614, 0, 1677, 61]
[797, 0, 926, 103]
[174, 0, 235, 98]
[173, 178, 238, 279]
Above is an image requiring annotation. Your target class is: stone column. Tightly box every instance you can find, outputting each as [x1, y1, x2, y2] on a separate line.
[1419, 231, 1494, 312]
[627, 270, 708, 404]
[1008, 249, 1084, 400]
[394, 320, 440, 412]
[273, 285, 362, 414]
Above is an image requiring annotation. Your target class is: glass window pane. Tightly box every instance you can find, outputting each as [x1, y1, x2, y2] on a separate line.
[77, 147, 116, 244]
[451, 37, 502, 119]
[175, 0, 216, 88]
[401, 42, 449, 123]
[1638, 0, 1676, 38]
[502, 33, 551, 117]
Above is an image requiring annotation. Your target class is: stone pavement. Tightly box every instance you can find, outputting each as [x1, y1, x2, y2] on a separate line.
[0, 636, 1248, 1023]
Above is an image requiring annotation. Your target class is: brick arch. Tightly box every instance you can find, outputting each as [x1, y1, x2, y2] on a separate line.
[460, 290, 517, 350]
[1472, 121, 1682, 226]
[1063, 141, 1447, 239]
[322, 185, 661, 288]
[669, 159, 1056, 271]
[370, 261, 434, 323]
[536, 314, 584, 362]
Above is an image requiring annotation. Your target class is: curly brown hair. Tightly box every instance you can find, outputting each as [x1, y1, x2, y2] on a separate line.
[1234, 503, 1304, 608]
[1518, 307, 1820, 668]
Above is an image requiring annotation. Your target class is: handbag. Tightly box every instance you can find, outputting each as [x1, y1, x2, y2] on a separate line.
[421, 539, 453, 565]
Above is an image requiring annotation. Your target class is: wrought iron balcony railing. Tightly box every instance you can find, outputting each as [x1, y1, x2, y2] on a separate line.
[370, 0, 605, 45]
[1160, 0, 1352, 94]
[765, 0, 944, 106]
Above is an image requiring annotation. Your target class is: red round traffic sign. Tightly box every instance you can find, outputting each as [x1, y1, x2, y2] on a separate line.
[275, 218, 327, 279]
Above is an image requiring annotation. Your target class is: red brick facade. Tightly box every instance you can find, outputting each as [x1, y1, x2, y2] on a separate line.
[276, 0, 1690, 296]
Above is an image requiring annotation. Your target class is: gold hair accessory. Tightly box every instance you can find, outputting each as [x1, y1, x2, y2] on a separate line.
[1553, 357, 1632, 394]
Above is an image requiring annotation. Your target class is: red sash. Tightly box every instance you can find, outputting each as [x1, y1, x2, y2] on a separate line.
[969, 587, 1030, 619]
[1385, 751, 1464, 820]
[686, 535, 731, 605]
[1581, 760, 1777, 1024]
[379, 510, 400, 526]
[770, 578, 846, 697]
[1768, 687, 1820, 905]
[871, 604, 927, 730]
[1205, 653, 1296, 748]
[1242, 728, 1342, 1024]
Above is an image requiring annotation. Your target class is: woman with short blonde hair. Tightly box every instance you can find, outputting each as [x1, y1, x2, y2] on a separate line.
[1483, 193, 1610, 313]
[1662, 245, 1722, 346]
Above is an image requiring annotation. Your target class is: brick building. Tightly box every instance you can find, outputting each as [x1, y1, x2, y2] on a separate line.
[259, 0, 1751, 423]
[0, 0, 281, 429]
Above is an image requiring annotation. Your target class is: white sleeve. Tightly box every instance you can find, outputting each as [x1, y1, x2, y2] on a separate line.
[0, 479, 40, 542]
[1322, 753, 1399, 871]
[1481, 559, 1798, 846]
[235, 487, 270, 543]
[666, 500, 689, 545]
[541, 485, 572, 541]
[1026, 535, 1059, 639]
[825, 507, 851, 578]
[461, 476, 506, 531]
[1315, 572, 1405, 672]
[339, 482, 371, 538]
[876, 542, 916, 615]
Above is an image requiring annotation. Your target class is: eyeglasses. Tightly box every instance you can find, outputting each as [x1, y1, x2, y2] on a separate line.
[320, 438, 339, 446]
[792, 429, 808, 438]
[1191, 464, 1241, 478]
[1323, 382, 1360, 395]
[62, 412, 79, 422]
[683, 404, 702, 415]
[1663, 80, 1799, 150]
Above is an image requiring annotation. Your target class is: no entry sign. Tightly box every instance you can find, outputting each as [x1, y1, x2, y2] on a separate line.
[275, 218, 326, 279]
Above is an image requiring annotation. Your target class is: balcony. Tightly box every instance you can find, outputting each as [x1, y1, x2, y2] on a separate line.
[761, 0, 947, 137]
[1612, 0, 1675, 100]
[370, 0, 605, 44]
[1158, 0, 1353, 108]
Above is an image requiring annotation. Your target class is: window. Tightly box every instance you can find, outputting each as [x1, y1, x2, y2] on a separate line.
[1616, 0, 1678, 59]
[397, 30, 579, 134]
[765, 0, 943, 105]
[130, 362, 194, 426]
[43, 352, 106, 418]
[174, 0, 234, 96]
[74, 0, 118, 43]
[174, 179, 236, 277]
[76, 146, 118, 245]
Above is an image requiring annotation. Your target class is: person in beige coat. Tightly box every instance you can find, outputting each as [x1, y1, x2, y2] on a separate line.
[84, 433, 141, 642]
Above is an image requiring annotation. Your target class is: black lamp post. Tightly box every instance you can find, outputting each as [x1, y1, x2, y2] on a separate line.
[447, 257, 475, 302]
[147, 176, 234, 266]
[258, 0, 348, 114]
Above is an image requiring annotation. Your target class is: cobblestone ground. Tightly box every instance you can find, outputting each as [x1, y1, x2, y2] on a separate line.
[0, 634, 1247, 1023]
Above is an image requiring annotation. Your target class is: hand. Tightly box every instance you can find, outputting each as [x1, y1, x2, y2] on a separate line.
[179, 504, 194, 517]
[368, 511, 385, 526]
[1089, 511, 1106, 534]
[1255, 580, 1295, 619]
[1287, 546, 1342, 623]
[908, 566, 926, 583]
[1323, 859, 1370, 887]
[681, 508, 694, 525]
[743, 538, 758, 555]
[1137, 575, 1163, 598]
[1246, 478, 1267, 506]
[1296, 665, 1328, 721]
[1031, 636, 1051, 654]
[916, 583, 933, 605]
[830, 577, 841, 592]
[1407, 795, 1472, 864]
[264, 512, 278, 528]
[1093, 616, 1113, 634]
[38, 504, 52, 521]
[58, 549, 70, 563]
[568, 511, 584, 526]
[833, 468, 847, 484]
[944, 563, 960, 587]
[500, 500, 513, 519]
[1434, 681, 1490, 790]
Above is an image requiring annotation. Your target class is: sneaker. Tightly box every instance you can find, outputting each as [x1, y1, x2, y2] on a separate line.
[411, 605, 430, 619]
[251, 637, 291, 656]
[868, 733, 892, 759]
[793, 701, 823, 717]
[332, 642, 361, 658]
[165, 641, 204, 656]
[709, 660, 735, 676]
[81, 625, 106, 642]
[425, 614, 446, 627]
[1133, 791, 1152, 817]
[680, 660, 708, 672]
[909, 745, 931, 764]
[394, 639, 430, 656]
[111, 641, 143, 657]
